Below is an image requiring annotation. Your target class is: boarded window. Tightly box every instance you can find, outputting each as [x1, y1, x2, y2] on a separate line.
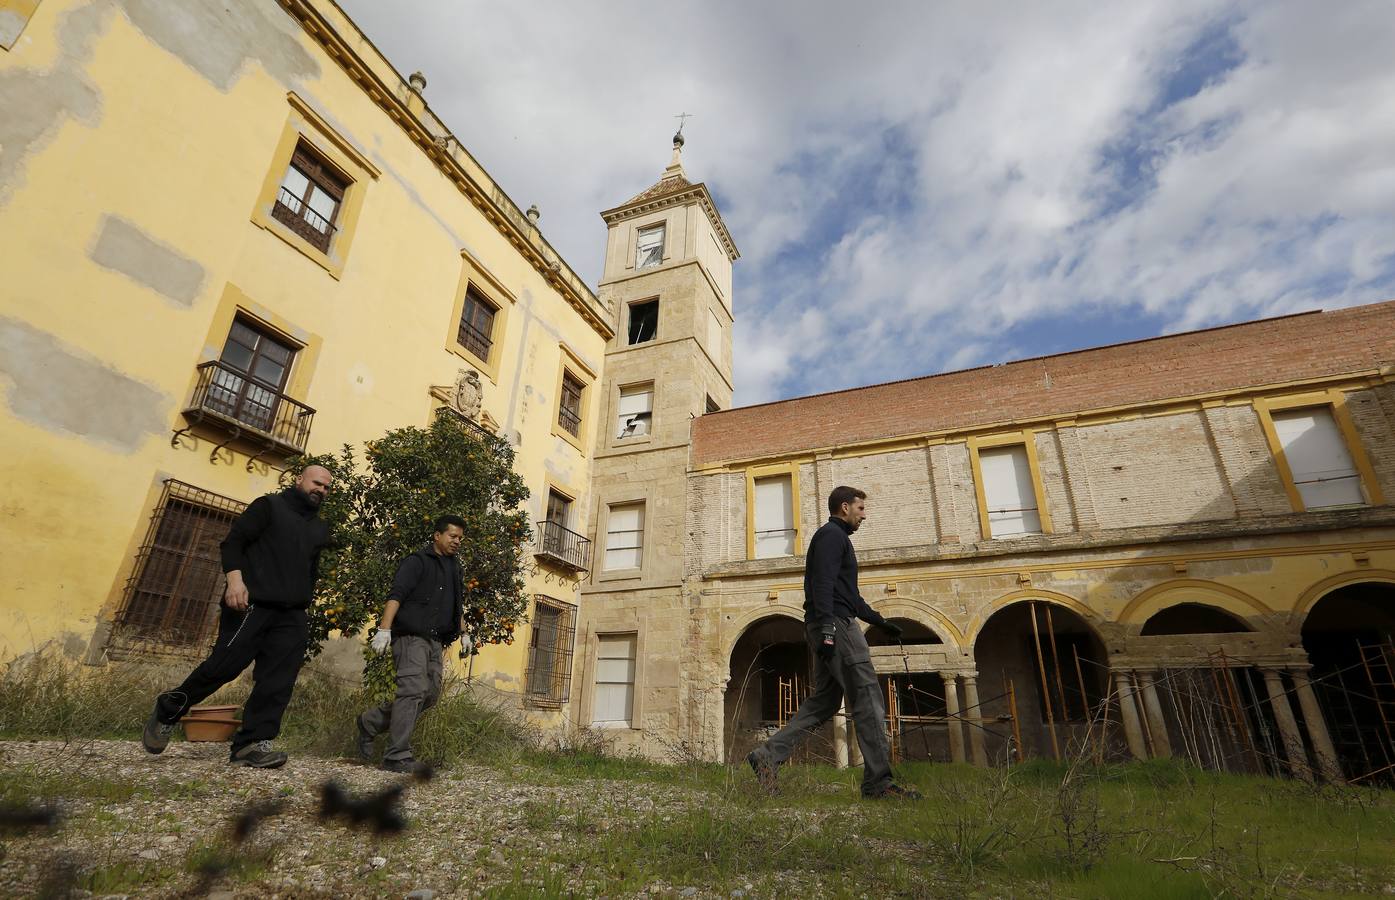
[457, 287, 497, 362]
[753, 474, 796, 558]
[107, 481, 246, 660]
[628, 299, 659, 345]
[636, 224, 665, 269]
[1272, 407, 1365, 509]
[980, 445, 1041, 537]
[616, 384, 653, 439]
[558, 371, 584, 437]
[524, 596, 577, 704]
[707, 307, 723, 356]
[593, 634, 637, 725]
[271, 142, 348, 252]
[604, 502, 644, 570]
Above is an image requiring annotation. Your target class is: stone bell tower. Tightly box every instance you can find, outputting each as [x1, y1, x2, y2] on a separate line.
[575, 131, 739, 752]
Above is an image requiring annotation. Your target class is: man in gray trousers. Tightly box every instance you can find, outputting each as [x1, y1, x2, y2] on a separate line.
[356, 515, 472, 773]
[747, 486, 921, 799]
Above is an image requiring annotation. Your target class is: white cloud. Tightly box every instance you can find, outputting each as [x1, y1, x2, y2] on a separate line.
[339, 0, 1395, 404]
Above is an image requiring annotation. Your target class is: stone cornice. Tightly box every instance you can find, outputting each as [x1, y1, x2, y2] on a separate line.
[601, 183, 740, 262]
[277, 0, 614, 341]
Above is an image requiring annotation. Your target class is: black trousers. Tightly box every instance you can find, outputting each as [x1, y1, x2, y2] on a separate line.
[157, 604, 308, 754]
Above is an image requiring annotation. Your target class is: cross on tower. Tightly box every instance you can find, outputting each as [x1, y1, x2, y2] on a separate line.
[674, 112, 694, 135]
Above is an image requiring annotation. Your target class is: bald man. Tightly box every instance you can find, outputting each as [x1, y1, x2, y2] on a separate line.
[143, 466, 333, 768]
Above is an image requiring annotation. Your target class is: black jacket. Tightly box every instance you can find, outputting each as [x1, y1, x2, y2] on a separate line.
[803, 517, 888, 627]
[220, 488, 330, 609]
[387, 546, 463, 644]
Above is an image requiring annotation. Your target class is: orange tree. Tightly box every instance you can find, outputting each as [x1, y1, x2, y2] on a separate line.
[285, 409, 530, 696]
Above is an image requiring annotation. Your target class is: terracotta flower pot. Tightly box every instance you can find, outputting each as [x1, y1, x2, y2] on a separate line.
[184, 705, 241, 719]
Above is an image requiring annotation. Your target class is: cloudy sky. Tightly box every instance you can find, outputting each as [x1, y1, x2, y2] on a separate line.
[340, 0, 1395, 407]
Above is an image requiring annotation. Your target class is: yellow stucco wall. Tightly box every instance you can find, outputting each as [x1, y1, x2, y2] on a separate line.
[0, 0, 609, 711]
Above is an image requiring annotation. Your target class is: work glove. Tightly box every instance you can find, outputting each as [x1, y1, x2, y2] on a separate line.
[881, 620, 904, 640]
[458, 632, 474, 659]
[817, 624, 836, 662]
[371, 629, 392, 654]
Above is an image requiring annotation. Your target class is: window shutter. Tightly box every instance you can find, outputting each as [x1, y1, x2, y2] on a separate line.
[604, 503, 645, 570]
[979, 445, 1042, 536]
[593, 634, 637, 725]
[753, 475, 795, 558]
[1272, 407, 1364, 508]
[616, 386, 653, 438]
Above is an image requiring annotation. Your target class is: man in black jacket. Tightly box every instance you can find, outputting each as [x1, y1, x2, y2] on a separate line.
[142, 465, 333, 768]
[355, 515, 470, 772]
[747, 486, 921, 799]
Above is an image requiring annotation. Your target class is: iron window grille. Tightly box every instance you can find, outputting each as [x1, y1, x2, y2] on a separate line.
[107, 480, 246, 660]
[524, 596, 577, 705]
[457, 287, 496, 362]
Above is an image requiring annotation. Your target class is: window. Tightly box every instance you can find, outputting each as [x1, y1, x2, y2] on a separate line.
[558, 371, 584, 437]
[628, 299, 659, 345]
[705, 395, 721, 414]
[457, 286, 498, 363]
[636, 224, 665, 269]
[753, 474, 796, 558]
[524, 596, 577, 704]
[979, 444, 1042, 537]
[593, 634, 637, 726]
[107, 481, 246, 659]
[207, 317, 297, 434]
[616, 384, 653, 439]
[546, 489, 571, 528]
[604, 502, 645, 570]
[271, 142, 348, 252]
[1271, 407, 1365, 509]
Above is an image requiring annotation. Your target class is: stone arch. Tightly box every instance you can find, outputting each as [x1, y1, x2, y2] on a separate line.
[863, 598, 965, 649]
[1117, 580, 1273, 629]
[1294, 570, 1395, 623]
[966, 589, 1101, 646]
[722, 603, 806, 661]
[1140, 603, 1253, 635]
[724, 611, 812, 764]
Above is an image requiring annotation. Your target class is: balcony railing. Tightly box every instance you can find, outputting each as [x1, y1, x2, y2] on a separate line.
[534, 520, 591, 572]
[174, 360, 315, 469]
[272, 186, 338, 252]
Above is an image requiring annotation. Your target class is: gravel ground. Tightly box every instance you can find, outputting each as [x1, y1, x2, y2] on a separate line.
[0, 739, 720, 899]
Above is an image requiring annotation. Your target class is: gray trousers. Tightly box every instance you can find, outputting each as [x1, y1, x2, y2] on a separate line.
[360, 634, 443, 762]
[762, 617, 893, 796]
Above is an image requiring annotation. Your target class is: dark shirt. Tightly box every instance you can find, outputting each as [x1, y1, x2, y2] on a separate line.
[387, 546, 463, 642]
[802, 517, 887, 627]
[219, 488, 330, 609]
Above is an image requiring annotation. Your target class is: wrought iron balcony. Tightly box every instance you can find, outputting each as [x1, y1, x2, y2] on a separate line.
[272, 186, 338, 252]
[534, 520, 591, 573]
[173, 360, 315, 470]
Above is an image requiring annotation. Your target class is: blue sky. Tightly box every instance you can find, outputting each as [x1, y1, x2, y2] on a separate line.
[340, 1, 1395, 405]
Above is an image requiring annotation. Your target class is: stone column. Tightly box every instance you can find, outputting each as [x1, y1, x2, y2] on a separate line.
[832, 703, 849, 769]
[1114, 672, 1148, 761]
[962, 675, 989, 767]
[942, 673, 966, 764]
[1136, 670, 1172, 758]
[1262, 669, 1313, 782]
[1291, 669, 1343, 783]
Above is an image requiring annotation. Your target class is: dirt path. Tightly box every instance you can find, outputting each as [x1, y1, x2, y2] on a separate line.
[0, 739, 703, 898]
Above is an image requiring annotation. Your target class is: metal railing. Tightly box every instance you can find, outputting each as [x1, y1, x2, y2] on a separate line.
[557, 403, 581, 437]
[180, 359, 315, 456]
[534, 519, 591, 572]
[457, 318, 492, 361]
[272, 186, 338, 251]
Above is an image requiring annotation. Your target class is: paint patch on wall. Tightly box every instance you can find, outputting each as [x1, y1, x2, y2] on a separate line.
[116, 0, 318, 91]
[89, 215, 205, 305]
[0, 316, 169, 451]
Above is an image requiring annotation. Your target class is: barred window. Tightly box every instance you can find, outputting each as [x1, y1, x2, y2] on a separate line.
[524, 596, 577, 705]
[107, 481, 246, 660]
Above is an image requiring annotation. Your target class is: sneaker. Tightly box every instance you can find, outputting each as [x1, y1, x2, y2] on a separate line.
[230, 740, 288, 769]
[865, 783, 922, 801]
[380, 757, 419, 775]
[354, 714, 375, 763]
[142, 701, 176, 755]
[747, 747, 778, 794]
